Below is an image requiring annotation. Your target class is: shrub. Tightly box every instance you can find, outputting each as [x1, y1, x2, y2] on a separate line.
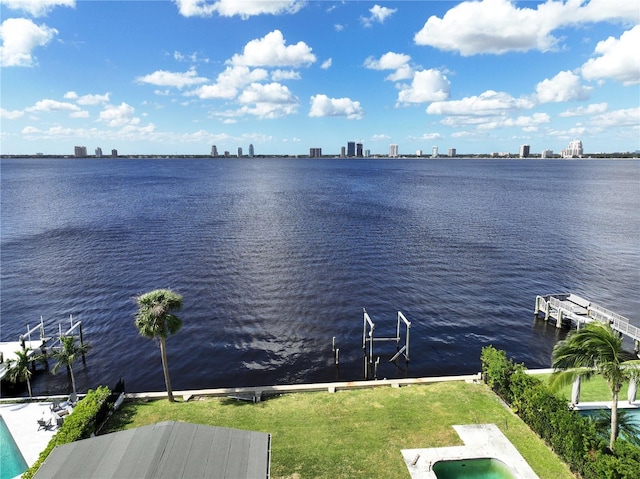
[480, 346, 640, 478]
[22, 386, 112, 479]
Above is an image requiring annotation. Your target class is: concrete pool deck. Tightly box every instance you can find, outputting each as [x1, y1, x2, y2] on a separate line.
[401, 424, 539, 479]
[0, 401, 61, 467]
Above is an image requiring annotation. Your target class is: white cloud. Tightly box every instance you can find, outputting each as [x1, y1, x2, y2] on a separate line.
[98, 103, 140, 127]
[271, 69, 301, 81]
[0, 108, 25, 119]
[309, 94, 364, 120]
[190, 65, 268, 99]
[535, 70, 591, 103]
[397, 69, 450, 105]
[413, 0, 640, 57]
[361, 4, 397, 28]
[64, 91, 111, 105]
[477, 112, 550, 130]
[408, 133, 442, 141]
[427, 90, 534, 116]
[364, 52, 410, 71]
[136, 68, 209, 89]
[590, 106, 640, 128]
[175, 0, 304, 19]
[238, 82, 297, 105]
[321, 58, 332, 69]
[581, 26, 640, 86]
[230, 30, 316, 67]
[371, 134, 390, 141]
[559, 103, 608, 117]
[414, 0, 563, 55]
[2, 0, 75, 17]
[25, 99, 80, 113]
[0, 17, 57, 67]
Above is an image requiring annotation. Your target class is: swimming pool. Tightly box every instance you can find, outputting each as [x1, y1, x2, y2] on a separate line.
[0, 416, 28, 479]
[432, 458, 517, 479]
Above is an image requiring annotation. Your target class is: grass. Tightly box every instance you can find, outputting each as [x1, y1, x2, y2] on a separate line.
[104, 381, 575, 479]
[536, 373, 632, 403]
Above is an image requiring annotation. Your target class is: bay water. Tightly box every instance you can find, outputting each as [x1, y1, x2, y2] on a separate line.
[1, 158, 638, 395]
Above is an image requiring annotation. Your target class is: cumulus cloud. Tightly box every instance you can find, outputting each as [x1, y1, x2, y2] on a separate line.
[408, 133, 442, 141]
[321, 58, 332, 69]
[559, 103, 608, 117]
[361, 4, 397, 27]
[271, 69, 301, 81]
[590, 106, 640, 128]
[136, 68, 209, 89]
[427, 90, 534, 116]
[25, 99, 81, 113]
[0, 17, 57, 67]
[98, 103, 140, 127]
[396, 69, 450, 105]
[581, 26, 640, 86]
[364, 52, 413, 81]
[309, 94, 364, 119]
[238, 82, 297, 105]
[230, 30, 315, 67]
[535, 70, 591, 103]
[2, 0, 75, 17]
[64, 91, 111, 105]
[175, 0, 304, 19]
[413, 0, 639, 56]
[414, 0, 563, 55]
[1, 108, 25, 119]
[189, 65, 268, 99]
[364, 52, 411, 71]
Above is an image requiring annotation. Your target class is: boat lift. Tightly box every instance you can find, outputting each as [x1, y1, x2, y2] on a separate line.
[362, 308, 411, 379]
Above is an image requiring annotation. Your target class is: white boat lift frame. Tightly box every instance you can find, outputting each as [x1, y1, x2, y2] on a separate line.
[362, 308, 411, 379]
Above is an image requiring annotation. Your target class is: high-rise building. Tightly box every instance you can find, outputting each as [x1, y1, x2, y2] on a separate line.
[211, 145, 218, 157]
[111, 149, 118, 158]
[249, 144, 254, 157]
[519, 144, 530, 158]
[95, 147, 102, 157]
[347, 142, 356, 157]
[432, 146, 438, 157]
[562, 140, 583, 158]
[340, 146, 346, 158]
[448, 148, 456, 157]
[416, 149, 423, 157]
[541, 149, 553, 159]
[237, 147, 243, 157]
[309, 148, 322, 158]
[389, 144, 399, 158]
[356, 142, 363, 157]
[74, 146, 87, 157]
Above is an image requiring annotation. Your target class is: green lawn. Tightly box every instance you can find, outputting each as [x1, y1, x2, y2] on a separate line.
[104, 382, 575, 479]
[535, 373, 632, 403]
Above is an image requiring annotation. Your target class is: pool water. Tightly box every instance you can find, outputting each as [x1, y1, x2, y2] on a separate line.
[432, 458, 516, 479]
[0, 416, 28, 479]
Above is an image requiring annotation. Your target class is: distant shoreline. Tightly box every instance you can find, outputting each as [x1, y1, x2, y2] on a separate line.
[2, 154, 639, 160]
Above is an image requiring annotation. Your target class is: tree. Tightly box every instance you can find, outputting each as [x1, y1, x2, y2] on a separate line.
[50, 335, 91, 396]
[551, 321, 640, 451]
[5, 348, 35, 398]
[134, 289, 183, 402]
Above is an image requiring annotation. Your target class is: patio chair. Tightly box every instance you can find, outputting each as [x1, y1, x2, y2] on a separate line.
[37, 418, 52, 431]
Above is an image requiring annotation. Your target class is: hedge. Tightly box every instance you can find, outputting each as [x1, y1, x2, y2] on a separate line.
[22, 386, 112, 479]
[481, 346, 640, 479]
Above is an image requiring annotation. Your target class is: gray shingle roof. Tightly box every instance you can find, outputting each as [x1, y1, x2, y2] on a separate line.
[33, 421, 271, 479]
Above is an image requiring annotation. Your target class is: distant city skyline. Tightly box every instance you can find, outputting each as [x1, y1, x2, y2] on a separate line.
[1, 1, 638, 156]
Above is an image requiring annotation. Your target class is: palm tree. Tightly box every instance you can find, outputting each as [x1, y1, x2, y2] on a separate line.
[587, 409, 640, 447]
[134, 289, 183, 402]
[50, 335, 91, 396]
[550, 321, 640, 450]
[5, 349, 35, 398]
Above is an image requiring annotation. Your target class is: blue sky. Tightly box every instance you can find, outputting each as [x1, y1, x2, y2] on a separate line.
[1, 0, 638, 156]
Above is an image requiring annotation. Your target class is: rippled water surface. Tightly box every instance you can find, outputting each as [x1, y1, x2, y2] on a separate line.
[1, 158, 638, 395]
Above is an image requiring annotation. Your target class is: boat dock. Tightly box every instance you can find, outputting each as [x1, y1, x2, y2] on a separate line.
[534, 293, 640, 352]
[0, 315, 84, 381]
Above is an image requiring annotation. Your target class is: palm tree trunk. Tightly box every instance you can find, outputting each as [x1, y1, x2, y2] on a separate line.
[610, 390, 619, 450]
[159, 337, 174, 402]
[27, 378, 33, 398]
[69, 364, 77, 396]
